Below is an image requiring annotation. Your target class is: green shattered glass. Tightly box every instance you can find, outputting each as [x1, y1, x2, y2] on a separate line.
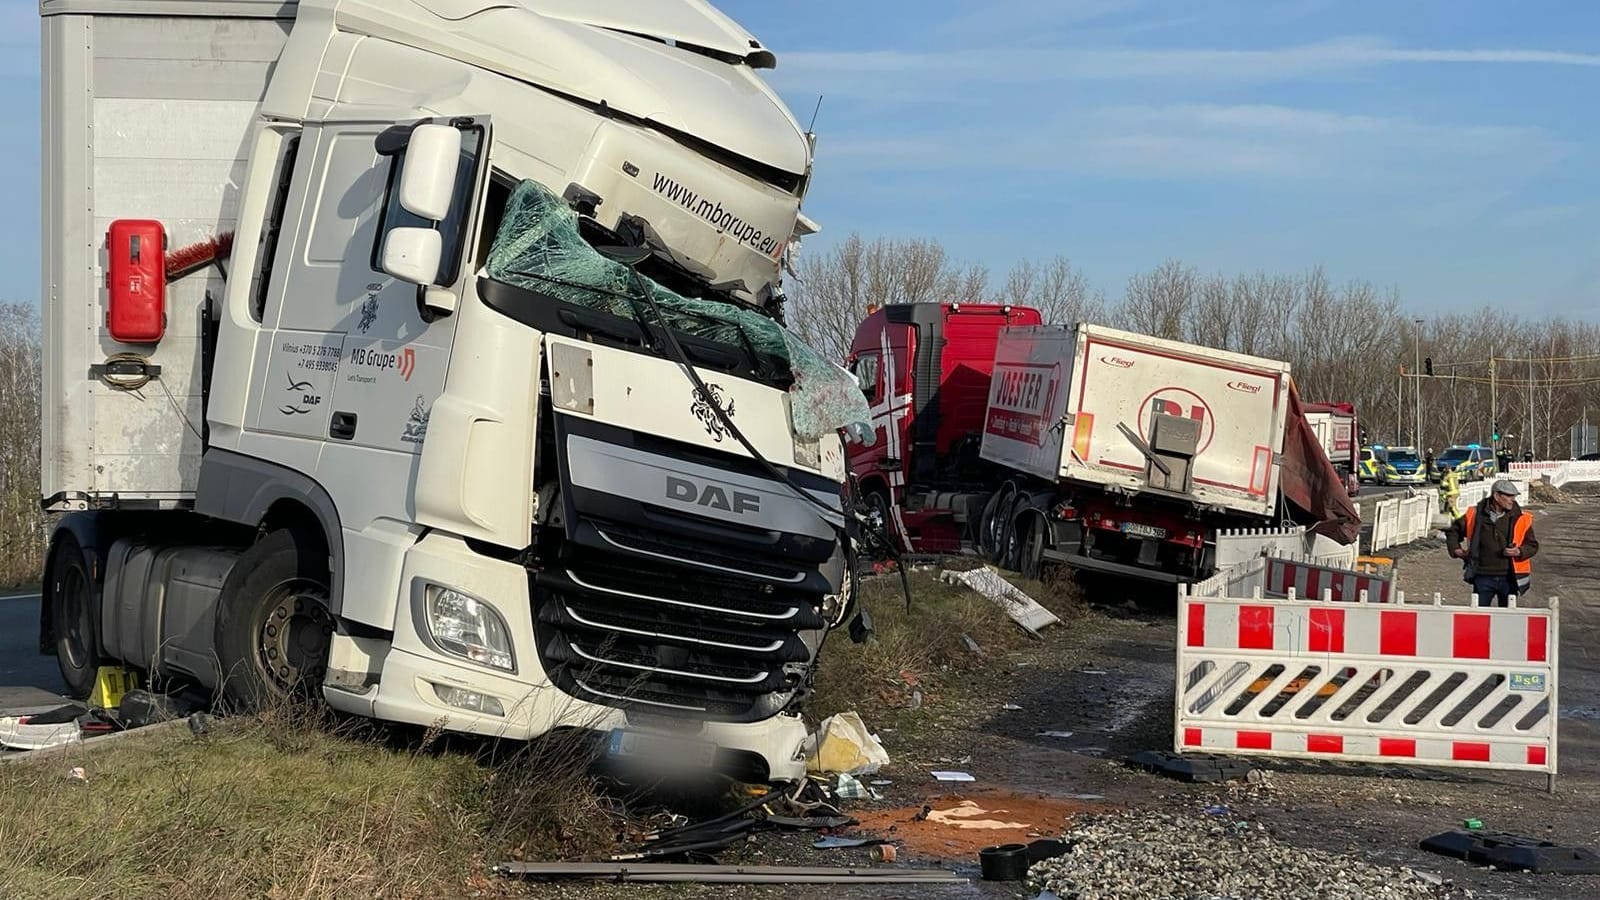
[485, 179, 868, 441]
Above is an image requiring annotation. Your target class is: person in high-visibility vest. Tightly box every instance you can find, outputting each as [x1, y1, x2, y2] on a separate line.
[1444, 479, 1538, 607]
[1439, 466, 1461, 517]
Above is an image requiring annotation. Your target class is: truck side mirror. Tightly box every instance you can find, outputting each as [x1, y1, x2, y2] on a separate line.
[398, 124, 462, 221]
[380, 227, 442, 285]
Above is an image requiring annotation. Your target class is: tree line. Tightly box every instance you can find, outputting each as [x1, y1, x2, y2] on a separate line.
[0, 302, 44, 587]
[792, 234, 1600, 460]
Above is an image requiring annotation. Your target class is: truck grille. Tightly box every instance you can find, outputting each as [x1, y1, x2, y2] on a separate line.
[532, 544, 826, 721]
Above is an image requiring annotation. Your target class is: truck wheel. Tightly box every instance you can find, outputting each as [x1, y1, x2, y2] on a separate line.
[998, 497, 1027, 570]
[863, 489, 896, 557]
[978, 490, 1005, 560]
[48, 534, 99, 699]
[1019, 514, 1048, 581]
[214, 530, 334, 711]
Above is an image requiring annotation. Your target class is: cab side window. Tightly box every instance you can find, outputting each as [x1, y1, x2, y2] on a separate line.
[851, 354, 881, 402]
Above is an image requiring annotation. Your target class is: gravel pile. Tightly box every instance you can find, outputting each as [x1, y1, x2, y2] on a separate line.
[1030, 810, 1465, 900]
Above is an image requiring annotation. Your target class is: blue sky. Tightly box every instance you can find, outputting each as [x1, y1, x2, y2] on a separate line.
[5, 1, 1598, 318]
[723, 0, 1600, 317]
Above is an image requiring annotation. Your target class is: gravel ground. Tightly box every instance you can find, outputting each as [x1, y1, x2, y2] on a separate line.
[1030, 810, 1463, 900]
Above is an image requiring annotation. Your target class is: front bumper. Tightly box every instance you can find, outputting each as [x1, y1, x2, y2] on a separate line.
[322, 530, 811, 782]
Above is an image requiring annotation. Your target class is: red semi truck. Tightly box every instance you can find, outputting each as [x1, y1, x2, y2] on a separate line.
[845, 303, 1357, 583]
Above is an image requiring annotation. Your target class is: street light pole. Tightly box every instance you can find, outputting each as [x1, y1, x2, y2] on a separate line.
[1413, 318, 1423, 447]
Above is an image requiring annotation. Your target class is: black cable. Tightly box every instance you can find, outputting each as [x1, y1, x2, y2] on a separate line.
[618, 265, 914, 620]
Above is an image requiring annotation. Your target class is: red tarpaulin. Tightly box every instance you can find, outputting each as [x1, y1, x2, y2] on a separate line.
[1279, 384, 1362, 544]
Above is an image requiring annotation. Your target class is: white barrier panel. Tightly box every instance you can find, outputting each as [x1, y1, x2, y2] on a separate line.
[1369, 498, 1399, 552]
[1215, 527, 1361, 572]
[1456, 481, 1490, 512]
[1175, 590, 1559, 777]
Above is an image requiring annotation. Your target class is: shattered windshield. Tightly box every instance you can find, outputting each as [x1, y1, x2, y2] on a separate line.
[483, 179, 868, 442]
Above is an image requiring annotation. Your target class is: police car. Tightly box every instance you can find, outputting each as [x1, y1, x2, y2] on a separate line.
[1374, 445, 1427, 485]
[1432, 444, 1497, 482]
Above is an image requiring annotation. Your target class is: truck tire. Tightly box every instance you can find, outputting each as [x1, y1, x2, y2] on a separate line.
[1019, 513, 1048, 581]
[214, 529, 334, 711]
[978, 490, 1005, 561]
[47, 533, 99, 699]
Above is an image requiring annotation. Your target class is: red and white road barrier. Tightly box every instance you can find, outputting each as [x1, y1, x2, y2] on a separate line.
[1175, 586, 1559, 778]
[1190, 556, 1393, 604]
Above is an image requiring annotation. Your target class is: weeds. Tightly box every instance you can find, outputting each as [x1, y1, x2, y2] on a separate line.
[807, 565, 1080, 721]
[0, 692, 617, 900]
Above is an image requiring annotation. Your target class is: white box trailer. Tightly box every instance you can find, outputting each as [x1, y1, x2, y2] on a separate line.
[981, 323, 1291, 518]
[42, 1, 294, 507]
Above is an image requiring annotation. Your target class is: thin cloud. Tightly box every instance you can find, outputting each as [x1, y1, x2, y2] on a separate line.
[772, 38, 1600, 98]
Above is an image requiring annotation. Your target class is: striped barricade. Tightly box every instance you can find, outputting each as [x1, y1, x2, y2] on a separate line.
[1264, 558, 1393, 604]
[1175, 590, 1559, 779]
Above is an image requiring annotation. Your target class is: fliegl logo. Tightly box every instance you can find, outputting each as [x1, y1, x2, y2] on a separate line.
[1100, 355, 1135, 369]
[1227, 380, 1261, 394]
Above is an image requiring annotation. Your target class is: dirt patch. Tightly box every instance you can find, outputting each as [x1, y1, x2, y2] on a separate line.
[844, 791, 1107, 860]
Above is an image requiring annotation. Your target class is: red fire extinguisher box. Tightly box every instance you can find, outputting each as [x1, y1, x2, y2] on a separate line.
[105, 219, 166, 343]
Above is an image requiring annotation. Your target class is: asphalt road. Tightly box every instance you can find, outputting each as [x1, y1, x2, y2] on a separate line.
[0, 592, 68, 713]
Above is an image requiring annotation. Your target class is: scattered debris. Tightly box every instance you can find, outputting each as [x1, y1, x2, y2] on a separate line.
[1203, 805, 1229, 816]
[870, 844, 898, 862]
[980, 843, 1031, 881]
[926, 800, 1030, 830]
[932, 771, 976, 782]
[67, 766, 87, 782]
[961, 634, 985, 655]
[1026, 839, 1070, 864]
[806, 711, 890, 776]
[870, 779, 893, 786]
[833, 773, 880, 801]
[1463, 818, 1483, 831]
[1126, 750, 1257, 784]
[1080, 669, 1108, 676]
[1032, 811, 1460, 899]
[1037, 731, 1075, 739]
[813, 835, 891, 850]
[1420, 830, 1600, 874]
[1065, 794, 1105, 801]
[850, 794, 1101, 859]
[493, 862, 966, 885]
[939, 566, 1061, 635]
[1002, 703, 1023, 711]
[0, 713, 83, 752]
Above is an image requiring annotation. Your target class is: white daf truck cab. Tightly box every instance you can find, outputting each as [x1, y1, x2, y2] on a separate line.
[38, 0, 867, 783]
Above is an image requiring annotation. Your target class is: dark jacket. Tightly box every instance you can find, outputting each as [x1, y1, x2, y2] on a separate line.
[1445, 499, 1538, 576]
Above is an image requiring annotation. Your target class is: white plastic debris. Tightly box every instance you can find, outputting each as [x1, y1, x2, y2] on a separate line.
[931, 771, 976, 782]
[805, 711, 891, 776]
[68, 767, 87, 782]
[0, 716, 82, 751]
[939, 566, 1060, 635]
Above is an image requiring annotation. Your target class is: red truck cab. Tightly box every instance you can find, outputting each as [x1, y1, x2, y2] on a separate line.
[845, 302, 1043, 553]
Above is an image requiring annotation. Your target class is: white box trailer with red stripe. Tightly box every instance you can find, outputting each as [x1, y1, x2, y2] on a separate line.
[976, 324, 1294, 583]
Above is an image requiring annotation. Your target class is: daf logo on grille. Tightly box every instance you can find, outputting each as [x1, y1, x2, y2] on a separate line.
[666, 475, 762, 514]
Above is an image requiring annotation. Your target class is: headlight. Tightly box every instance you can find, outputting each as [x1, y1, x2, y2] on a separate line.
[426, 587, 515, 671]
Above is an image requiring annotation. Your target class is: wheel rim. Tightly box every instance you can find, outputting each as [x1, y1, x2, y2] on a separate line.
[256, 580, 333, 693]
[59, 565, 92, 669]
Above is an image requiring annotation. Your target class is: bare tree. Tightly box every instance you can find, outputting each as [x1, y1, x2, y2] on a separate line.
[996, 255, 1104, 326]
[0, 302, 44, 587]
[789, 233, 992, 362]
[1118, 259, 1197, 340]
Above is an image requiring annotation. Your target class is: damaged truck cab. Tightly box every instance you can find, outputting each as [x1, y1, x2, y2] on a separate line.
[39, 0, 866, 783]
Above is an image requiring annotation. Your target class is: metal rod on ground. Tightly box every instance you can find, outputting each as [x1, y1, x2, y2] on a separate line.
[493, 862, 966, 884]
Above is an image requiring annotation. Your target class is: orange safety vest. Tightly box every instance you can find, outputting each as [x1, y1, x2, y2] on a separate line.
[1463, 506, 1533, 575]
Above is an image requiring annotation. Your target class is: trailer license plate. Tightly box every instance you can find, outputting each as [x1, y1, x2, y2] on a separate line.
[1122, 522, 1167, 540]
[606, 729, 717, 768]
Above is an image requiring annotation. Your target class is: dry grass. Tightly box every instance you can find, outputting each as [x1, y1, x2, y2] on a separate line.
[0, 704, 614, 900]
[807, 564, 1080, 721]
